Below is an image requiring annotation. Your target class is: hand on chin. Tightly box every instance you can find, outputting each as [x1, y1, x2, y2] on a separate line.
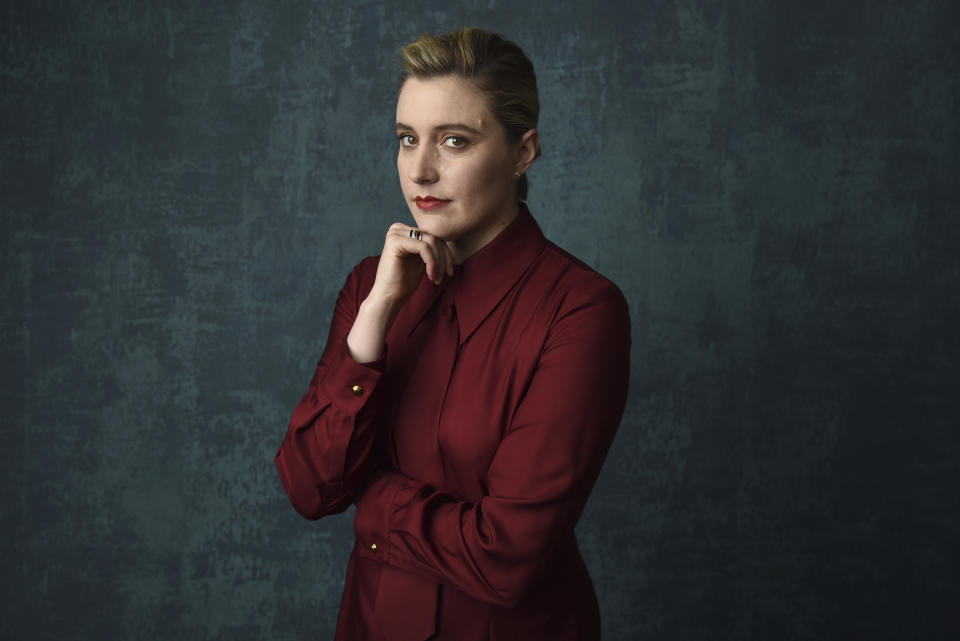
[411, 217, 458, 242]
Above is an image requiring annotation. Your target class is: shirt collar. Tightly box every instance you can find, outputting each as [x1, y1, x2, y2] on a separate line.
[400, 204, 548, 344]
[449, 203, 548, 344]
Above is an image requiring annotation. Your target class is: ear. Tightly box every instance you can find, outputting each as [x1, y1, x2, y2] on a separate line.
[513, 128, 539, 175]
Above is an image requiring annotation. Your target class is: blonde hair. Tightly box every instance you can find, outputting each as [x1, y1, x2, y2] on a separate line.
[400, 28, 541, 201]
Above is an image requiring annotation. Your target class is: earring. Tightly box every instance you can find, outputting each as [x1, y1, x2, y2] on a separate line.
[514, 171, 521, 179]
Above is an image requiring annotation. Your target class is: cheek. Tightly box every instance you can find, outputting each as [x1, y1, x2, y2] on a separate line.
[397, 154, 414, 194]
[462, 156, 502, 195]
[472, 158, 510, 198]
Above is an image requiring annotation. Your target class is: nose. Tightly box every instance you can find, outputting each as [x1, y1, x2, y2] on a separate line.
[408, 146, 439, 185]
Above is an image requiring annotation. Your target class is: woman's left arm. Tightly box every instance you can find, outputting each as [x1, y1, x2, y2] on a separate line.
[353, 281, 631, 607]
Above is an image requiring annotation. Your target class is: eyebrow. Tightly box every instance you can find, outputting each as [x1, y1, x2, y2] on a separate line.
[395, 122, 484, 136]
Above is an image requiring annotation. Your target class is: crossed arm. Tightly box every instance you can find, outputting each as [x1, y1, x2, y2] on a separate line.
[275, 259, 630, 607]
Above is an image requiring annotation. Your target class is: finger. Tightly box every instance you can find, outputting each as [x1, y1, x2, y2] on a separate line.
[419, 242, 441, 284]
[384, 226, 434, 282]
[402, 227, 436, 282]
[439, 237, 453, 276]
[392, 225, 448, 284]
[423, 238, 445, 284]
[442, 241, 455, 276]
[387, 225, 427, 258]
[434, 234, 453, 278]
[416, 231, 450, 284]
[426, 234, 452, 279]
[420, 231, 445, 281]
[433, 236, 453, 281]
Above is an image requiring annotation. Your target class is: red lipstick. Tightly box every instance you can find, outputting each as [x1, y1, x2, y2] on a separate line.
[415, 196, 451, 210]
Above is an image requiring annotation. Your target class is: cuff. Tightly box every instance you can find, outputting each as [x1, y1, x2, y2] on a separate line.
[319, 338, 386, 414]
[354, 469, 410, 563]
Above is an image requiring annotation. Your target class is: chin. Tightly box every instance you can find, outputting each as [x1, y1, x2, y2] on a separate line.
[418, 222, 458, 242]
[411, 214, 458, 241]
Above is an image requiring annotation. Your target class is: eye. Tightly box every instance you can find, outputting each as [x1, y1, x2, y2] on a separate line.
[442, 135, 468, 149]
[397, 134, 417, 147]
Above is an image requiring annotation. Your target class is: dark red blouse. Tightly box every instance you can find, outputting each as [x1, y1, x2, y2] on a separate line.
[275, 206, 631, 640]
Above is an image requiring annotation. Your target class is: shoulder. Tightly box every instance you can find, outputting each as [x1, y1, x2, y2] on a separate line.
[538, 242, 628, 316]
[514, 241, 631, 346]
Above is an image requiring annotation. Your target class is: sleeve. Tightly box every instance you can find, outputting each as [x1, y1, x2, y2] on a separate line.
[274, 258, 386, 519]
[352, 281, 631, 607]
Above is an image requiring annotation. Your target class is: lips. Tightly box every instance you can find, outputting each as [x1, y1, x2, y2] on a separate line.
[415, 196, 451, 210]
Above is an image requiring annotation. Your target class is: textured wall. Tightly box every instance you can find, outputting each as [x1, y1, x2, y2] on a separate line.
[2, 1, 958, 639]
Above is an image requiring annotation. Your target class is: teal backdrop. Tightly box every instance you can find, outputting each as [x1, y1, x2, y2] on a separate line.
[2, 1, 958, 639]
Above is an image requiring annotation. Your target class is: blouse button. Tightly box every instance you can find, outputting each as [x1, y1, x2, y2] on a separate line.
[351, 385, 364, 396]
[369, 543, 378, 553]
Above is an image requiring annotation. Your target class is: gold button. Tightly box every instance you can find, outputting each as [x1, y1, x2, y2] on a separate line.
[369, 543, 378, 553]
[351, 385, 363, 396]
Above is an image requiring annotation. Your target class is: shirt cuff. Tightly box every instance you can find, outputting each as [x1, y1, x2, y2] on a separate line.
[319, 338, 386, 414]
[354, 469, 410, 563]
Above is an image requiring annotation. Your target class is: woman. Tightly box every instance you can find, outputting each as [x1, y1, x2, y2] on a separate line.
[275, 28, 630, 641]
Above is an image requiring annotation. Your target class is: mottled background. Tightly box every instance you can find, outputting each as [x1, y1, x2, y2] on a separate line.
[2, 1, 958, 639]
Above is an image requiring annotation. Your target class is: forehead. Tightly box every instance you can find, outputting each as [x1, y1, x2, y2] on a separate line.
[396, 76, 492, 130]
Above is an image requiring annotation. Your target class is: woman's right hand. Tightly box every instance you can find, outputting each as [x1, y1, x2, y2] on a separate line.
[367, 223, 455, 305]
[346, 223, 454, 363]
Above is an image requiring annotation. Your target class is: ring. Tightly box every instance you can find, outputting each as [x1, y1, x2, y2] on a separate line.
[410, 229, 422, 241]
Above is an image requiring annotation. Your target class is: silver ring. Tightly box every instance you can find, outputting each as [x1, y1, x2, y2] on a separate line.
[409, 229, 415, 239]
